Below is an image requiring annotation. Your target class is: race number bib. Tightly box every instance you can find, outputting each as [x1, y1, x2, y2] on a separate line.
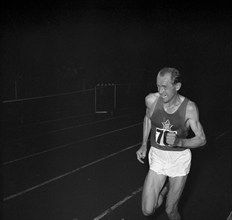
[155, 120, 177, 146]
[155, 128, 177, 146]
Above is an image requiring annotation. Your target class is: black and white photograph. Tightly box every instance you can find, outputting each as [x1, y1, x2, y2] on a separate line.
[1, 1, 232, 219]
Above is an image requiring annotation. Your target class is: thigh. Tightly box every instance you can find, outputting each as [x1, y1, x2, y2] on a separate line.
[166, 175, 188, 207]
[142, 170, 167, 211]
[166, 149, 192, 177]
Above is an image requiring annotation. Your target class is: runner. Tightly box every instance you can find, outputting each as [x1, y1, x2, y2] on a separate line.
[136, 67, 206, 219]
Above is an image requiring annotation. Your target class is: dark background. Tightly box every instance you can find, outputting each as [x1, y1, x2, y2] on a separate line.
[1, 0, 232, 128]
[1, 2, 232, 219]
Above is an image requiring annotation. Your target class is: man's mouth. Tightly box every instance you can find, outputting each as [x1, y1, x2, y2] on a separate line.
[162, 95, 167, 99]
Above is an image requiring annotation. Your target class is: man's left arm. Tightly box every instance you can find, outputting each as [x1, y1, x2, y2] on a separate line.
[177, 101, 206, 148]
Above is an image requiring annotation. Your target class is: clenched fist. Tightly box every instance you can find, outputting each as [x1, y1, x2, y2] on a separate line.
[166, 131, 179, 147]
[136, 145, 147, 164]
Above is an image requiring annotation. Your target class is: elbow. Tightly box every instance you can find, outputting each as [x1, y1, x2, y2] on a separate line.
[201, 136, 207, 147]
[202, 139, 207, 147]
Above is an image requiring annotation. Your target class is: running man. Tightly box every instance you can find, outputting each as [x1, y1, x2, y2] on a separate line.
[136, 67, 206, 220]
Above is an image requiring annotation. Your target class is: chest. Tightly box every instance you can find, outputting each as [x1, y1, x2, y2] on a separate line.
[150, 108, 185, 131]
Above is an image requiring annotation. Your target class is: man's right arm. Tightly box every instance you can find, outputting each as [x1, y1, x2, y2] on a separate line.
[141, 109, 151, 147]
[141, 93, 159, 146]
[136, 93, 158, 163]
[136, 109, 151, 164]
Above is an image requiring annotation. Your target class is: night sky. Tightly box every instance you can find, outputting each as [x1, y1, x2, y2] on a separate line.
[1, 0, 232, 100]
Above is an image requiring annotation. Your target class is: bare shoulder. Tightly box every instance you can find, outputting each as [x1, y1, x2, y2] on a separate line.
[186, 100, 198, 112]
[186, 100, 199, 120]
[145, 93, 159, 108]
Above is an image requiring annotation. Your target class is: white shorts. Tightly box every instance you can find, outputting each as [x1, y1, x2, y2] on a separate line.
[148, 146, 192, 177]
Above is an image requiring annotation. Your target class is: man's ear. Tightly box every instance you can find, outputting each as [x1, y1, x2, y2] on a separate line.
[175, 82, 182, 91]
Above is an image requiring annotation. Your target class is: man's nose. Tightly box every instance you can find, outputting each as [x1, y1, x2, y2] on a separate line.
[159, 87, 164, 94]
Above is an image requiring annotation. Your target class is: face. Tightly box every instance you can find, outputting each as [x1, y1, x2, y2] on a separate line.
[156, 73, 179, 103]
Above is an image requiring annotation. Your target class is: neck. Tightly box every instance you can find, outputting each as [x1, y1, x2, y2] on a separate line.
[164, 94, 181, 108]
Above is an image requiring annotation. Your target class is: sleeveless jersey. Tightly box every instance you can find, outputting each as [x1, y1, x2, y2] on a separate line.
[150, 96, 189, 151]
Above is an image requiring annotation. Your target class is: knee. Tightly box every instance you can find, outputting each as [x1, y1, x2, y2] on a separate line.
[142, 206, 155, 216]
[165, 206, 173, 217]
[165, 205, 180, 219]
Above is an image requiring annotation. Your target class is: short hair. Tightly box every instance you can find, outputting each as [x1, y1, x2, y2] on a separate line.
[158, 67, 181, 84]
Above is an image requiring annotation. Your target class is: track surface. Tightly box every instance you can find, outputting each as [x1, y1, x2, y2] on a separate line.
[2, 110, 232, 220]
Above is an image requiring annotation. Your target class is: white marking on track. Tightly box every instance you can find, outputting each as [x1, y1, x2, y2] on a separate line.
[215, 129, 230, 140]
[18, 112, 94, 127]
[3, 143, 141, 201]
[93, 187, 143, 220]
[4, 113, 135, 144]
[3, 122, 142, 165]
[3, 89, 94, 103]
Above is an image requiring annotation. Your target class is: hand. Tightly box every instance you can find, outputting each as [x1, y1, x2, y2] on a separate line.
[136, 145, 147, 164]
[166, 132, 179, 147]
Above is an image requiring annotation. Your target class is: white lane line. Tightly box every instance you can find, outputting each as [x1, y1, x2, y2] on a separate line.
[18, 112, 94, 127]
[215, 129, 230, 141]
[3, 122, 142, 166]
[3, 143, 141, 202]
[3, 88, 94, 103]
[93, 187, 143, 220]
[4, 113, 134, 144]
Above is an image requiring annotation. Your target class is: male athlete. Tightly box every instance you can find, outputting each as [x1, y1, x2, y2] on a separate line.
[136, 67, 206, 220]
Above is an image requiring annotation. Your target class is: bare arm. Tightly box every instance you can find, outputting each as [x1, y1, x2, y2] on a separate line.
[177, 101, 206, 148]
[141, 109, 151, 146]
[142, 93, 158, 146]
[136, 93, 158, 163]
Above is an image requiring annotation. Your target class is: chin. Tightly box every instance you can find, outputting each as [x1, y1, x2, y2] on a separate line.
[162, 98, 169, 103]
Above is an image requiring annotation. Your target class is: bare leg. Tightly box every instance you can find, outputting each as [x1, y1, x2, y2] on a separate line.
[141, 170, 167, 216]
[165, 175, 188, 220]
[157, 181, 169, 208]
